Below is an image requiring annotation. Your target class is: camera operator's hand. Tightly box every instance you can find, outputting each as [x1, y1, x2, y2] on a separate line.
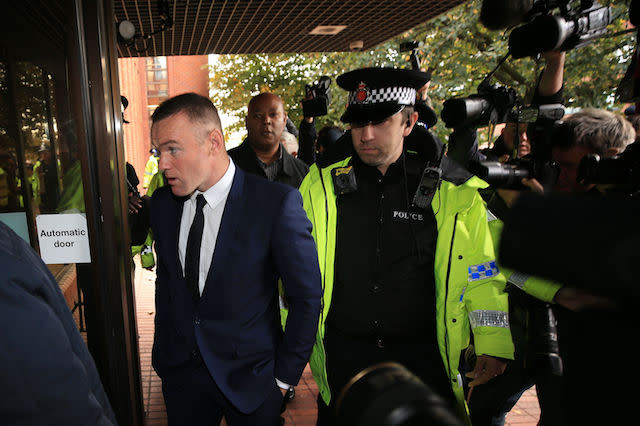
[538, 50, 565, 98]
[496, 178, 543, 208]
[521, 177, 544, 193]
[553, 286, 617, 312]
[466, 354, 507, 387]
[416, 81, 430, 102]
[301, 93, 314, 123]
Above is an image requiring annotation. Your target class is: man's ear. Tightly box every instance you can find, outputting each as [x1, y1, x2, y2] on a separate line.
[207, 128, 225, 153]
[605, 147, 623, 157]
[402, 111, 419, 137]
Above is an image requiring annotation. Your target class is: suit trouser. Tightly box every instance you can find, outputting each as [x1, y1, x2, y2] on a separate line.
[161, 359, 284, 426]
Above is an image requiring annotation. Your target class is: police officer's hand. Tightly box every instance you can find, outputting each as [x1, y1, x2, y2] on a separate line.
[466, 354, 507, 387]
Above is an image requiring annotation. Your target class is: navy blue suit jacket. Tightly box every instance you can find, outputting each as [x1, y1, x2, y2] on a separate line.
[150, 166, 322, 414]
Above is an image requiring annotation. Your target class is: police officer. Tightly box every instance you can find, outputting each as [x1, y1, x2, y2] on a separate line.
[298, 67, 514, 424]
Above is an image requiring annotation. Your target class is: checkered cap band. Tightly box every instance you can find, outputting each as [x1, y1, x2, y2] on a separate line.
[468, 260, 500, 282]
[469, 310, 510, 329]
[349, 86, 416, 106]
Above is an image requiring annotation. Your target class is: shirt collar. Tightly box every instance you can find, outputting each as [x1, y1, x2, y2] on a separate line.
[189, 158, 236, 210]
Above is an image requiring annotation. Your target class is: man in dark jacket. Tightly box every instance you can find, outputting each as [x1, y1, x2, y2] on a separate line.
[228, 93, 308, 188]
[0, 221, 117, 426]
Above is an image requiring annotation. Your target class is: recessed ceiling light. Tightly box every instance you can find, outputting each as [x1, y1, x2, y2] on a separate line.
[309, 25, 347, 35]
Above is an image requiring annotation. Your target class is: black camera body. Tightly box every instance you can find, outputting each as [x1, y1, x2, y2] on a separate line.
[469, 104, 566, 189]
[441, 81, 518, 128]
[509, 0, 612, 59]
[302, 76, 332, 117]
[577, 141, 640, 198]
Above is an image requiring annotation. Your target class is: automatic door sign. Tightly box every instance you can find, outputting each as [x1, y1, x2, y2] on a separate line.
[36, 213, 91, 264]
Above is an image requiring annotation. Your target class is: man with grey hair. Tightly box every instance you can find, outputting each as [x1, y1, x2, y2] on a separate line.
[551, 108, 635, 193]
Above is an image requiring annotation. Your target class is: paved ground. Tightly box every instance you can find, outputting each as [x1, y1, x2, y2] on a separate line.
[133, 260, 540, 425]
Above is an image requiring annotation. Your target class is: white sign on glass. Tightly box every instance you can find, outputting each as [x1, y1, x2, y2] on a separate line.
[36, 213, 92, 264]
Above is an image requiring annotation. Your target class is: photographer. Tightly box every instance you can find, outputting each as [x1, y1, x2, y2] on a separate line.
[445, 51, 568, 426]
[447, 51, 565, 169]
[472, 107, 635, 425]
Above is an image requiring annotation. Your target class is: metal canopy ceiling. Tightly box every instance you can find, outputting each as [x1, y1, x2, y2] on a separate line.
[114, 0, 466, 57]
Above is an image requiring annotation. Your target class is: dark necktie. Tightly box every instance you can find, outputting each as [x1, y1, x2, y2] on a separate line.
[184, 194, 206, 302]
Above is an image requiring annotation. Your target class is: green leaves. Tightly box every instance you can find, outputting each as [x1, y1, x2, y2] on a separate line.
[209, 0, 635, 144]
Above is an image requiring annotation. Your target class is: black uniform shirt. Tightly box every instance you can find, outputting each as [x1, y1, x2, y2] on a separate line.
[327, 153, 439, 339]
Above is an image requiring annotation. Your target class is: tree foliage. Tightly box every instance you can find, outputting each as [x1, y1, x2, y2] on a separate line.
[210, 0, 636, 144]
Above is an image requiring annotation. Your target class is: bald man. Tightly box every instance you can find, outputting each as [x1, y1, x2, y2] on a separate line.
[228, 93, 308, 188]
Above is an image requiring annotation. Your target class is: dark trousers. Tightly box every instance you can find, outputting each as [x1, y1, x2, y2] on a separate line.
[317, 328, 455, 426]
[161, 361, 284, 426]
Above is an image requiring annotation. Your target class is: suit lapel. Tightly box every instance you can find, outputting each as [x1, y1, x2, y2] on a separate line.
[201, 168, 245, 298]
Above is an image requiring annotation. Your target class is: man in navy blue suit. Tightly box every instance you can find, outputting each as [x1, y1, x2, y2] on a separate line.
[149, 93, 322, 426]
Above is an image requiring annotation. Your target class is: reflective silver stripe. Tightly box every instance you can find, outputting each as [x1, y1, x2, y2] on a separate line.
[508, 271, 529, 290]
[469, 310, 509, 329]
[487, 209, 498, 222]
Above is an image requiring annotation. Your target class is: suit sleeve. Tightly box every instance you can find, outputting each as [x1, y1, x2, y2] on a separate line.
[270, 189, 322, 385]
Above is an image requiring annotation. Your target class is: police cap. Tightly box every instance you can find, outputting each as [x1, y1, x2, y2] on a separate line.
[337, 67, 429, 124]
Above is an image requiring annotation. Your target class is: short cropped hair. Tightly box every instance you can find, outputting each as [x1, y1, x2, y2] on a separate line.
[564, 108, 635, 155]
[401, 106, 415, 123]
[248, 92, 285, 113]
[151, 93, 222, 138]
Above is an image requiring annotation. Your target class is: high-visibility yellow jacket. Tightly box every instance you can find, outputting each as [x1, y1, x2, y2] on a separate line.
[56, 160, 85, 213]
[298, 157, 514, 418]
[132, 171, 165, 268]
[142, 155, 159, 190]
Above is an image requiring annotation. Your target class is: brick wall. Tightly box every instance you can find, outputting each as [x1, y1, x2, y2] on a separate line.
[168, 55, 210, 98]
[118, 57, 150, 191]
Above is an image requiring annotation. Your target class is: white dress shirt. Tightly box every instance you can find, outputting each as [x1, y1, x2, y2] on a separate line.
[178, 159, 235, 296]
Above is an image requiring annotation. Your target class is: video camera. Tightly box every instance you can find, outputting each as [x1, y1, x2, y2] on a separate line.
[335, 362, 464, 426]
[508, 1, 612, 59]
[468, 104, 567, 189]
[441, 80, 518, 129]
[577, 140, 640, 198]
[302, 76, 332, 117]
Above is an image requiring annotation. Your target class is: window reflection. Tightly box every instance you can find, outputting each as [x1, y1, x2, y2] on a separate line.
[15, 62, 61, 214]
[0, 61, 23, 213]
